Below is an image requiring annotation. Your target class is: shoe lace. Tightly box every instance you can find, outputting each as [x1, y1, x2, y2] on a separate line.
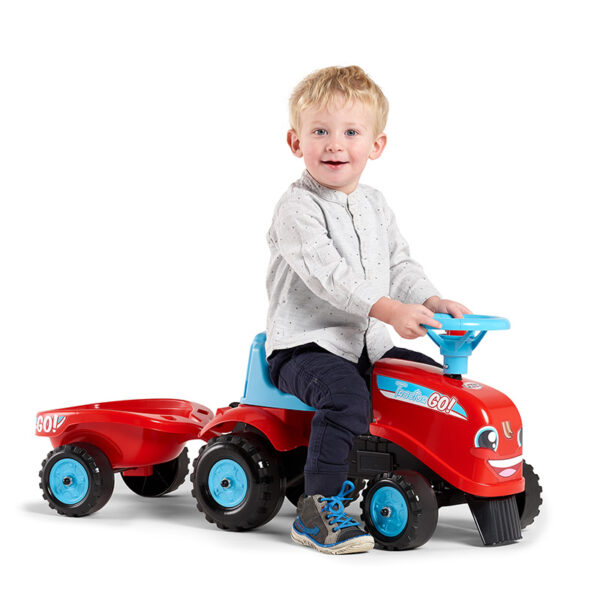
[319, 480, 360, 532]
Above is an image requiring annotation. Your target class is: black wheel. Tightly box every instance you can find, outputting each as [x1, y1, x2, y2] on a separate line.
[121, 448, 189, 497]
[360, 471, 438, 550]
[516, 461, 542, 529]
[190, 433, 285, 531]
[39, 444, 114, 517]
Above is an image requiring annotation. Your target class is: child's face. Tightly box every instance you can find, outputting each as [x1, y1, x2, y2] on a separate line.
[287, 94, 387, 195]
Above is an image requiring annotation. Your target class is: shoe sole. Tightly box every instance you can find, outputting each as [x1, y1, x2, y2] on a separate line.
[291, 525, 375, 555]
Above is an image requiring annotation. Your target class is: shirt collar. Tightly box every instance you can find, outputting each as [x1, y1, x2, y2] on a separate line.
[300, 170, 361, 204]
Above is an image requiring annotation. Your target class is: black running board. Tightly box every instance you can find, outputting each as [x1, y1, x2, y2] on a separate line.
[468, 496, 522, 546]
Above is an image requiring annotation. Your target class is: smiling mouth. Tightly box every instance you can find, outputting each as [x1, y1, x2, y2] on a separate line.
[488, 455, 523, 478]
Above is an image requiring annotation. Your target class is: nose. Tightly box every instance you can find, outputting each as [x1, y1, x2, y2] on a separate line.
[325, 133, 344, 152]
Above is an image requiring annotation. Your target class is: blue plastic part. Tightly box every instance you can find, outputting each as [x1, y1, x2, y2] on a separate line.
[426, 314, 510, 332]
[49, 458, 90, 505]
[208, 459, 248, 508]
[369, 485, 408, 537]
[241, 333, 315, 412]
[422, 314, 510, 376]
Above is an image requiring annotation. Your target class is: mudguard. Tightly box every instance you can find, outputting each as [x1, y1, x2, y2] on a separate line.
[199, 404, 313, 452]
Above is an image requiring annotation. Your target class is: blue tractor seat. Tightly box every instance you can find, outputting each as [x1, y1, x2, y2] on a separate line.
[240, 333, 315, 412]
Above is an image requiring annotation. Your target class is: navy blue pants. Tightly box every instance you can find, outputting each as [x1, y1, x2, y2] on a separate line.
[267, 343, 441, 496]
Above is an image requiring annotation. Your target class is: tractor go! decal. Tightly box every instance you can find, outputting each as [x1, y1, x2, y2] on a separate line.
[36, 414, 66, 434]
[376, 376, 468, 420]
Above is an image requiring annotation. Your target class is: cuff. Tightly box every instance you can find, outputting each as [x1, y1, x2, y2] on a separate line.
[345, 281, 383, 317]
[406, 281, 441, 306]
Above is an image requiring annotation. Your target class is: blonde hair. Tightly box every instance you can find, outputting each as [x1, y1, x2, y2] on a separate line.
[289, 65, 389, 135]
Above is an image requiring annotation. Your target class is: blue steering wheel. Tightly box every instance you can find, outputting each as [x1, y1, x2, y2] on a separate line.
[425, 314, 510, 332]
[422, 314, 510, 376]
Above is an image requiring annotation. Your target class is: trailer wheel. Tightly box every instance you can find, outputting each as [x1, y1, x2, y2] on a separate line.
[360, 471, 438, 550]
[121, 448, 189, 497]
[516, 461, 542, 529]
[191, 433, 285, 531]
[40, 444, 114, 517]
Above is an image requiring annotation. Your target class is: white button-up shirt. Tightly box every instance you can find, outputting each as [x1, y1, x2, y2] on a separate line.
[265, 170, 440, 363]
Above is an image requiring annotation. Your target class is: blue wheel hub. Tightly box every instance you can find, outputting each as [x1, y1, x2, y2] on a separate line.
[370, 485, 409, 537]
[49, 458, 90, 505]
[208, 459, 248, 508]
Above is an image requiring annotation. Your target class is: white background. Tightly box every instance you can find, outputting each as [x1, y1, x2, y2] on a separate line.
[1, 1, 598, 597]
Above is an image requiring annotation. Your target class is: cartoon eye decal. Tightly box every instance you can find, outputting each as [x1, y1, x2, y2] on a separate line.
[475, 426, 498, 452]
[518, 428, 523, 448]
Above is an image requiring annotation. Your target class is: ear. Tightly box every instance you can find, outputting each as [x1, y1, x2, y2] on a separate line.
[287, 129, 303, 158]
[369, 132, 387, 160]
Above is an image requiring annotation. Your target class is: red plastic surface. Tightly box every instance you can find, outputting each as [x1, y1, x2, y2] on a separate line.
[199, 359, 525, 498]
[371, 359, 524, 497]
[37, 357, 527, 499]
[35, 399, 213, 470]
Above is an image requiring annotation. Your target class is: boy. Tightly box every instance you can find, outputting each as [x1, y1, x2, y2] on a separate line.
[265, 66, 470, 554]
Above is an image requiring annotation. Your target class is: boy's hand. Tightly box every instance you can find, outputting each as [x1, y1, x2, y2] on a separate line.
[422, 296, 472, 319]
[369, 297, 442, 339]
[391, 303, 443, 339]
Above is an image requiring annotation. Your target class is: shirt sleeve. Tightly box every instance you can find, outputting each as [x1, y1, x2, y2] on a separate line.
[272, 199, 382, 317]
[384, 199, 440, 305]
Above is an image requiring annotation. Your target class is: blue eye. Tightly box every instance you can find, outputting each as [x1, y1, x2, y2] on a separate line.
[475, 426, 498, 452]
[518, 429, 523, 448]
[345, 129, 358, 136]
[314, 129, 327, 136]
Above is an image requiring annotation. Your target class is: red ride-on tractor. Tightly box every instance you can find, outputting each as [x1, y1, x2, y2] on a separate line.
[191, 314, 542, 548]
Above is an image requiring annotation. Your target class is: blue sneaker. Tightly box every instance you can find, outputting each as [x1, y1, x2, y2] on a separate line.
[291, 480, 374, 554]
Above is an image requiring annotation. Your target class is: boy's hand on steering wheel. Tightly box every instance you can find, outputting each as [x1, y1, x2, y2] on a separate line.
[389, 303, 442, 340]
[369, 297, 441, 339]
[423, 296, 472, 319]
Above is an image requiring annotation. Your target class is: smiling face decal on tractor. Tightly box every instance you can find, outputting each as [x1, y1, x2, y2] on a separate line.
[474, 423, 523, 478]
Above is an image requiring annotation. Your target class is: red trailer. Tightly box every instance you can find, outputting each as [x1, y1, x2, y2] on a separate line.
[36, 399, 213, 516]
